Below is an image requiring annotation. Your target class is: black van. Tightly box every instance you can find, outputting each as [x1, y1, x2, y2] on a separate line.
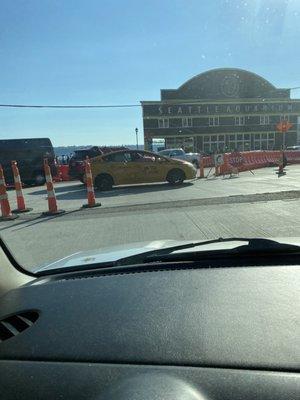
[0, 138, 57, 185]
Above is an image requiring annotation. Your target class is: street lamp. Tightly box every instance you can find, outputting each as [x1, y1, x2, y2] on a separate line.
[135, 127, 139, 149]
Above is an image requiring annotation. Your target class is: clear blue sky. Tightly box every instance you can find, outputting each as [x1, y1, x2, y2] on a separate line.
[1, 0, 300, 146]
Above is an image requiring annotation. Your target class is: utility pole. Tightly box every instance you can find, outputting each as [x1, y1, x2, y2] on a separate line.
[135, 127, 138, 149]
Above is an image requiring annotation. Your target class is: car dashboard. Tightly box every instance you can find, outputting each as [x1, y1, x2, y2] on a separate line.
[0, 263, 299, 399]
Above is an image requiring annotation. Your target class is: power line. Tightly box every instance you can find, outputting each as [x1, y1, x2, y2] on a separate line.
[1, 85, 300, 109]
[0, 103, 141, 109]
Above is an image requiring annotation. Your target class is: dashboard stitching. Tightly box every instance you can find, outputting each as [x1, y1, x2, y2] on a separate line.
[57, 264, 267, 282]
[59, 266, 210, 281]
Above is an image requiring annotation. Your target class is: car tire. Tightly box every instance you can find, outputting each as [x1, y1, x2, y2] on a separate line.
[192, 159, 199, 169]
[95, 174, 114, 191]
[23, 180, 34, 186]
[166, 169, 185, 185]
[33, 172, 46, 186]
[79, 175, 86, 184]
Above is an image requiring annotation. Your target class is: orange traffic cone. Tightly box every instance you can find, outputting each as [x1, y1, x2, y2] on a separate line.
[199, 158, 204, 179]
[82, 157, 101, 208]
[0, 164, 18, 221]
[42, 159, 65, 216]
[11, 161, 32, 213]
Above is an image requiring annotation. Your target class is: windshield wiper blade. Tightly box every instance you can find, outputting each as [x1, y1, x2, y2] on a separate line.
[114, 237, 300, 266]
[36, 238, 300, 276]
[147, 239, 300, 262]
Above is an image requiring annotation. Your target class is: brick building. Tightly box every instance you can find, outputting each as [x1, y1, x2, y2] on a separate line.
[141, 68, 300, 153]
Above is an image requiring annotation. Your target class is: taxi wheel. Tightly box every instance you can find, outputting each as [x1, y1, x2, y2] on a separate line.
[29, 171, 45, 186]
[166, 169, 185, 185]
[192, 160, 199, 169]
[95, 174, 113, 191]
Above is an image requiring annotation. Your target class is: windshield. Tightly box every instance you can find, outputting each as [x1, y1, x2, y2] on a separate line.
[1, 0, 300, 273]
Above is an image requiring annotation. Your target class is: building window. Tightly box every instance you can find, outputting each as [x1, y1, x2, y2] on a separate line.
[209, 116, 219, 126]
[203, 134, 225, 153]
[158, 118, 169, 128]
[254, 132, 274, 150]
[182, 117, 193, 128]
[260, 115, 270, 125]
[235, 116, 245, 126]
[228, 133, 251, 151]
[280, 115, 289, 122]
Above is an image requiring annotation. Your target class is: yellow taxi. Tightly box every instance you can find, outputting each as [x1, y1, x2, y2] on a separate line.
[90, 149, 197, 190]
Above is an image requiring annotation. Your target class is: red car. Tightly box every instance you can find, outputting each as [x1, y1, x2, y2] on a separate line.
[68, 146, 128, 182]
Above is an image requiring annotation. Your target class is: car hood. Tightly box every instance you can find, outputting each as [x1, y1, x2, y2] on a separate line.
[172, 158, 194, 166]
[35, 240, 181, 272]
[35, 237, 300, 273]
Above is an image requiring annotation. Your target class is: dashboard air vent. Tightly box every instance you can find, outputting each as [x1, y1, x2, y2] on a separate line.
[0, 311, 39, 342]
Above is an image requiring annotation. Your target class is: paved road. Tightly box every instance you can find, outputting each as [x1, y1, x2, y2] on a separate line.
[1, 165, 300, 271]
[5, 165, 300, 213]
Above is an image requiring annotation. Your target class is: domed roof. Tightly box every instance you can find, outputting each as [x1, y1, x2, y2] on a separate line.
[161, 68, 290, 100]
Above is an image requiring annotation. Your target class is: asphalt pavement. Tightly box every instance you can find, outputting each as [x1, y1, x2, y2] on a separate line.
[5, 165, 300, 213]
[1, 165, 300, 271]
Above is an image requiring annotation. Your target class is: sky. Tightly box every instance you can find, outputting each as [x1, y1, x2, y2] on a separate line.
[1, 0, 300, 146]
